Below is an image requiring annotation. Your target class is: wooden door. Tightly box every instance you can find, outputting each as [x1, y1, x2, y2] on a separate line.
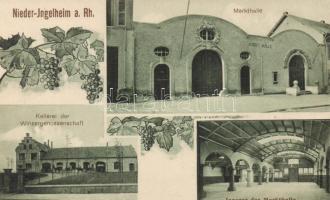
[192, 50, 222, 95]
[154, 64, 170, 100]
[108, 47, 118, 102]
[240, 66, 250, 94]
[289, 55, 305, 90]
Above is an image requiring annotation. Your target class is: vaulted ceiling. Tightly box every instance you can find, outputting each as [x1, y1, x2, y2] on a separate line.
[198, 120, 330, 162]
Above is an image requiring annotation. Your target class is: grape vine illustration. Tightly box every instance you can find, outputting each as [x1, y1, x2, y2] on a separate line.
[0, 26, 104, 104]
[108, 116, 194, 152]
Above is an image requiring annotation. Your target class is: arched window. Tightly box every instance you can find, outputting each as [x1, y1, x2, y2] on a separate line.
[240, 51, 250, 60]
[154, 47, 169, 57]
[200, 29, 215, 41]
[326, 36, 330, 60]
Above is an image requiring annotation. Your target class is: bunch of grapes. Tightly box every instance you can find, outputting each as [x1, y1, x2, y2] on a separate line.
[80, 69, 103, 104]
[141, 126, 155, 151]
[39, 57, 62, 90]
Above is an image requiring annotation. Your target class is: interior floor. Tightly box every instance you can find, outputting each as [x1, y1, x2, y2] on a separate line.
[203, 182, 330, 200]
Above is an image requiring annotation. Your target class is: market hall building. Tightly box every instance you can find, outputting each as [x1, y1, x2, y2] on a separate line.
[15, 133, 138, 173]
[107, 0, 330, 101]
[197, 120, 330, 200]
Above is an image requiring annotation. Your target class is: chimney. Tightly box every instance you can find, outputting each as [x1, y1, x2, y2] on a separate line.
[47, 140, 50, 147]
[26, 133, 30, 137]
[283, 11, 289, 15]
[51, 141, 53, 149]
[321, 20, 325, 23]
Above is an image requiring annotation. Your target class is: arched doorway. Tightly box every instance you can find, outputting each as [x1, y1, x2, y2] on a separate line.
[42, 163, 52, 173]
[203, 152, 232, 183]
[192, 50, 222, 95]
[154, 64, 170, 100]
[56, 162, 63, 171]
[240, 66, 250, 94]
[235, 159, 249, 182]
[96, 161, 106, 172]
[83, 162, 90, 170]
[69, 162, 76, 170]
[289, 55, 305, 90]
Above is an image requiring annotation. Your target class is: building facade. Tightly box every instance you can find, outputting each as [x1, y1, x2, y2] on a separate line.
[107, 0, 330, 101]
[15, 133, 138, 173]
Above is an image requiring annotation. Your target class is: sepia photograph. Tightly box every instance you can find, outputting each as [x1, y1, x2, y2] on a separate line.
[197, 118, 330, 200]
[0, 105, 138, 200]
[107, 0, 330, 113]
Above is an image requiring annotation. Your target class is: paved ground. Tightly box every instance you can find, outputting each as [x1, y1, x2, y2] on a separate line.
[108, 94, 330, 113]
[0, 193, 137, 200]
[203, 182, 330, 200]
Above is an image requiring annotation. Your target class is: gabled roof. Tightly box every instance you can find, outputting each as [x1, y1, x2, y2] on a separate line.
[41, 145, 137, 160]
[268, 12, 330, 37]
[15, 137, 50, 152]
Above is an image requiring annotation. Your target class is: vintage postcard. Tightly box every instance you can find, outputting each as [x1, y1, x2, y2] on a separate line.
[1, 0, 330, 200]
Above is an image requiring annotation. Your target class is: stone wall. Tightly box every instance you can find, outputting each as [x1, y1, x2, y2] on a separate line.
[108, 14, 328, 97]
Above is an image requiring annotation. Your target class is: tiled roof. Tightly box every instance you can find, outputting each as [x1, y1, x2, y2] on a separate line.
[41, 145, 137, 160]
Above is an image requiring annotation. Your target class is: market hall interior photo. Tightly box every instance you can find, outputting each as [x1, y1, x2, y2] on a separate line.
[197, 119, 330, 200]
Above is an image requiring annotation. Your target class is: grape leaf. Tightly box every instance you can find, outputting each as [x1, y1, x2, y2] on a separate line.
[51, 42, 78, 59]
[163, 123, 176, 136]
[148, 117, 165, 126]
[95, 49, 104, 62]
[90, 40, 104, 49]
[59, 55, 78, 76]
[0, 34, 20, 50]
[65, 27, 92, 44]
[27, 67, 39, 86]
[0, 34, 38, 71]
[20, 65, 31, 88]
[107, 117, 139, 136]
[156, 131, 173, 152]
[41, 27, 65, 43]
[107, 117, 123, 135]
[59, 45, 97, 76]
[49, 27, 91, 59]
[177, 128, 193, 147]
[122, 116, 141, 124]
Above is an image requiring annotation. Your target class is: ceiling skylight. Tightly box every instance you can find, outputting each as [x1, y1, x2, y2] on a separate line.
[257, 135, 304, 144]
[277, 151, 306, 156]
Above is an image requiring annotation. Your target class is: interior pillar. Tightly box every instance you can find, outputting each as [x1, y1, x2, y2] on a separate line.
[271, 173, 275, 182]
[246, 169, 252, 187]
[320, 169, 324, 188]
[266, 172, 269, 183]
[258, 170, 262, 185]
[227, 167, 236, 191]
